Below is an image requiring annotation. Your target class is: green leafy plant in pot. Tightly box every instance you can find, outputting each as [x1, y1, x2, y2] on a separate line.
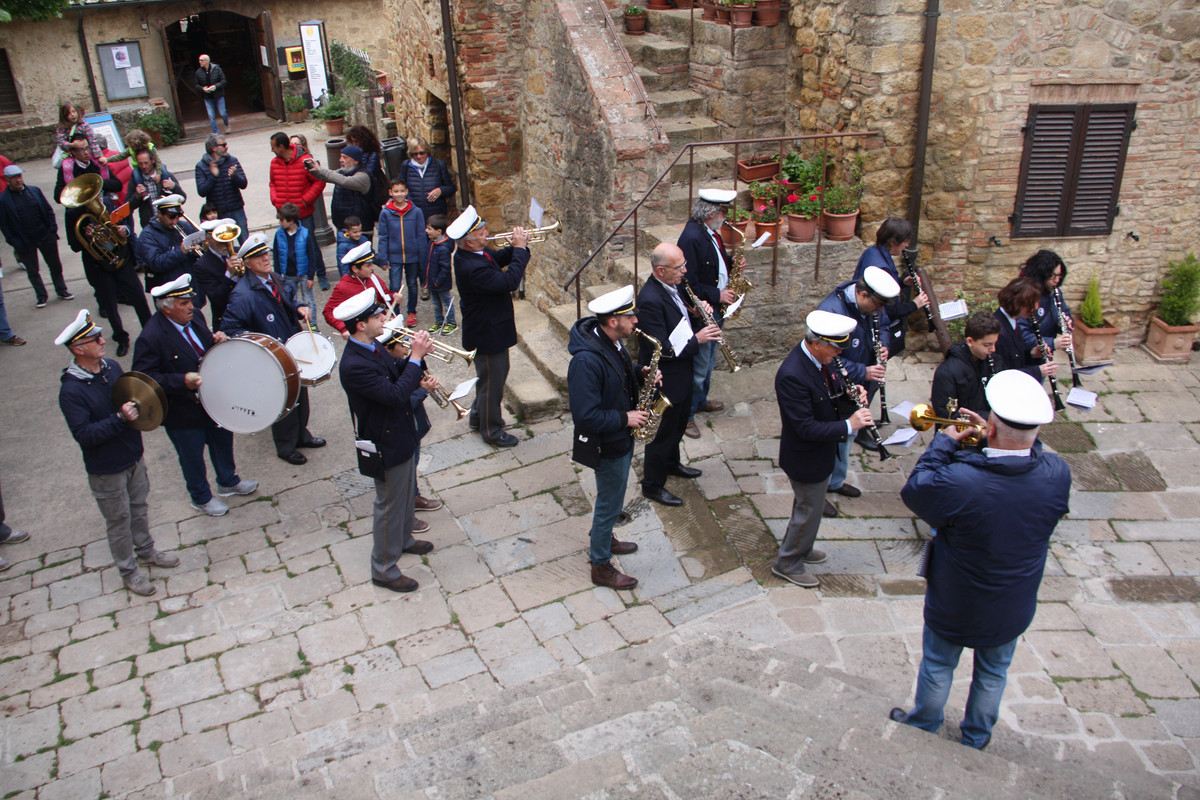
[1074, 276, 1119, 363]
[625, 4, 647, 34]
[1145, 253, 1200, 361]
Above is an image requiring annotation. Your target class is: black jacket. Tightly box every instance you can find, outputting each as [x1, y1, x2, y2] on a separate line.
[634, 277, 700, 406]
[192, 248, 236, 328]
[567, 317, 640, 459]
[677, 218, 728, 309]
[195, 153, 247, 213]
[776, 341, 854, 484]
[59, 359, 144, 475]
[338, 338, 424, 467]
[132, 311, 216, 429]
[993, 309, 1042, 382]
[930, 341, 993, 419]
[454, 246, 528, 354]
[195, 63, 227, 97]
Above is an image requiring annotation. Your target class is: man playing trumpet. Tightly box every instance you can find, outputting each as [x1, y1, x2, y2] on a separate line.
[136, 194, 203, 298]
[192, 218, 242, 330]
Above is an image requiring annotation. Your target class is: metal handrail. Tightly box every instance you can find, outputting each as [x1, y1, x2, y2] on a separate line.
[563, 131, 880, 317]
[597, 0, 667, 145]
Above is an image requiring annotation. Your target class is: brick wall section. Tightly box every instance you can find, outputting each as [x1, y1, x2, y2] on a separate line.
[790, 0, 1200, 344]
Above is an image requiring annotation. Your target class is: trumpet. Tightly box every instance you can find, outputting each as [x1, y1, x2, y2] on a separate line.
[212, 222, 244, 277]
[379, 324, 477, 365]
[425, 370, 470, 419]
[486, 220, 562, 247]
[909, 403, 986, 446]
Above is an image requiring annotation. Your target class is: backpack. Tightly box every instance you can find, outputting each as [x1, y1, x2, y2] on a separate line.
[368, 163, 389, 222]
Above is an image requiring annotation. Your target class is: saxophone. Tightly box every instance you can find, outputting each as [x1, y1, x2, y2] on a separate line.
[681, 282, 741, 372]
[722, 221, 752, 320]
[632, 328, 673, 443]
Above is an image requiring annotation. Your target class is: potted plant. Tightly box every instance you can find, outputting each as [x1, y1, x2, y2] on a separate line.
[781, 189, 822, 242]
[1145, 253, 1200, 361]
[782, 152, 824, 188]
[700, 0, 717, 20]
[136, 110, 182, 147]
[1073, 276, 1120, 362]
[729, 0, 754, 27]
[311, 92, 350, 136]
[715, 0, 732, 24]
[753, 0, 781, 26]
[285, 94, 309, 123]
[648, 0, 671, 9]
[737, 153, 780, 182]
[624, 4, 647, 34]
[820, 155, 864, 240]
[722, 205, 751, 247]
[751, 202, 780, 245]
[748, 178, 783, 204]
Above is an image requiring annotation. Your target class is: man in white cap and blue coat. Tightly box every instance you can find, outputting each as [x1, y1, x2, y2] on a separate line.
[135, 194, 201, 295]
[890, 369, 1071, 750]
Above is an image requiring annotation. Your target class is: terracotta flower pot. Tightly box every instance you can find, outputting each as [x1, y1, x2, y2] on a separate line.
[700, 0, 717, 19]
[625, 13, 647, 34]
[730, 6, 753, 27]
[785, 214, 817, 243]
[721, 220, 750, 247]
[753, 0, 781, 25]
[736, 158, 780, 182]
[674, 0, 695, 8]
[821, 209, 859, 241]
[324, 117, 346, 137]
[1074, 320, 1120, 363]
[1143, 315, 1197, 362]
[648, 0, 671, 8]
[752, 220, 780, 245]
[715, 5, 731, 23]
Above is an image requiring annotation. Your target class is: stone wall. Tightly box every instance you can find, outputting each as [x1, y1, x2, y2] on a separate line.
[789, 0, 1200, 344]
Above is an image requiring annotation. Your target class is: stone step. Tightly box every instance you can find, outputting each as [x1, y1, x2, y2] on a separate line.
[661, 116, 722, 149]
[635, 65, 688, 93]
[647, 87, 706, 117]
[513, 299, 571, 397]
[666, 144, 738, 183]
[504, 322, 564, 423]
[621, 31, 690, 68]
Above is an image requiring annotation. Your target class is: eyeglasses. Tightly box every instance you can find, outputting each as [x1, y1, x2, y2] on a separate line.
[163, 211, 182, 219]
[666, 260, 687, 271]
[410, 150, 427, 156]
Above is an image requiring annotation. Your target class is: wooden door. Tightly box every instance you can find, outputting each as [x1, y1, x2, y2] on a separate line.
[253, 11, 283, 121]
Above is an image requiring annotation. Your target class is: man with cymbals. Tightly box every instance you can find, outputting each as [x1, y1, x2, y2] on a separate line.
[133, 274, 257, 517]
[221, 232, 325, 465]
[324, 240, 393, 339]
[57, 309, 179, 596]
[773, 310, 874, 588]
[334, 289, 435, 593]
[890, 369, 1071, 750]
[450, 205, 528, 448]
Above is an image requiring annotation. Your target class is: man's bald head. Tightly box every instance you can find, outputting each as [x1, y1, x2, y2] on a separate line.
[650, 243, 686, 285]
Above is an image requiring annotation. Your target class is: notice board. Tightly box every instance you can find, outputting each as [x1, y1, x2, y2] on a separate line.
[97, 41, 149, 101]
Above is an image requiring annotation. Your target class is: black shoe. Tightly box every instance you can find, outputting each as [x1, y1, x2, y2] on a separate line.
[855, 430, 880, 452]
[827, 483, 861, 498]
[116, 341, 130, 358]
[372, 574, 419, 593]
[610, 538, 638, 555]
[298, 437, 326, 448]
[643, 486, 682, 507]
[403, 539, 434, 555]
[279, 451, 308, 465]
[487, 432, 518, 448]
[889, 707, 909, 723]
[823, 500, 838, 518]
[468, 418, 480, 432]
[668, 465, 702, 479]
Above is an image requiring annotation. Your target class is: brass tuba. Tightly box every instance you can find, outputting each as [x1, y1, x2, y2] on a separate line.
[61, 174, 128, 270]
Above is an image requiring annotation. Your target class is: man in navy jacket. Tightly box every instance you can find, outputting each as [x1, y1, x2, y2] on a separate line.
[773, 310, 873, 588]
[334, 289, 435, 592]
[221, 233, 324, 464]
[136, 194, 202, 296]
[195, 134, 248, 242]
[57, 310, 178, 596]
[891, 370, 1071, 750]
[1, 164, 72, 307]
[133, 274, 257, 517]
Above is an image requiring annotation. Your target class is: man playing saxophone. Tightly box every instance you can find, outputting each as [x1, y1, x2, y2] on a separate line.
[567, 285, 658, 590]
[677, 189, 739, 439]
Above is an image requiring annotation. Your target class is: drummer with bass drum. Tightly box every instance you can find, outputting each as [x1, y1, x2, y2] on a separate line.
[220, 233, 326, 465]
[133, 274, 258, 517]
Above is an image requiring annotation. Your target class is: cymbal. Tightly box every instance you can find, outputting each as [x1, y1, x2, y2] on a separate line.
[111, 371, 168, 432]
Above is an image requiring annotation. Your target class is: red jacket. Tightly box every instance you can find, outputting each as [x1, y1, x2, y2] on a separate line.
[269, 146, 325, 219]
[323, 271, 392, 334]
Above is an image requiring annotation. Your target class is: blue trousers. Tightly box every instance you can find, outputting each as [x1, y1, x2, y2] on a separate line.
[689, 339, 717, 420]
[204, 94, 228, 133]
[389, 262, 421, 314]
[588, 447, 633, 564]
[0, 273, 13, 341]
[901, 625, 1018, 749]
[430, 289, 455, 326]
[165, 424, 239, 505]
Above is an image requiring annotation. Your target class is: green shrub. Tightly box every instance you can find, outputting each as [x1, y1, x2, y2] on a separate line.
[284, 95, 308, 114]
[625, 4, 646, 14]
[1157, 253, 1200, 327]
[135, 110, 181, 147]
[311, 93, 350, 121]
[330, 41, 372, 90]
[1079, 276, 1105, 328]
[781, 152, 823, 191]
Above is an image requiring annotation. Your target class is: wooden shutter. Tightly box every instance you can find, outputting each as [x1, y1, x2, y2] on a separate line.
[0, 50, 21, 115]
[1011, 103, 1135, 238]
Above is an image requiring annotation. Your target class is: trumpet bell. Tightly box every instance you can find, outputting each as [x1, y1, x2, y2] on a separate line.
[910, 403, 986, 445]
[60, 173, 105, 210]
[213, 222, 241, 244]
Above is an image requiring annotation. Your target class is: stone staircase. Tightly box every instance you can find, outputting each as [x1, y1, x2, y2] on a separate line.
[180, 613, 1185, 799]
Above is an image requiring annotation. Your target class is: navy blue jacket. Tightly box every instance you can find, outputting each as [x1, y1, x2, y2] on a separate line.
[634, 277, 701, 406]
[195, 153, 248, 214]
[221, 271, 302, 341]
[0, 184, 57, 253]
[677, 218, 729, 309]
[454, 246, 528, 354]
[930, 341, 993, 420]
[132, 311, 216, 429]
[136, 217, 202, 297]
[320, 163, 375, 229]
[192, 248, 236, 329]
[1019, 292, 1072, 356]
[776, 341, 854, 484]
[993, 309, 1042, 382]
[567, 317, 640, 459]
[273, 226, 321, 278]
[377, 200, 426, 267]
[854, 244, 918, 353]
[902, 434, 1071, 648]
[423, 237, 453, 293]
[817, 281, 889, 386]
[338, 338, 424, 467]
[402, 157, 455, 218]
[59, 358, 144, 475]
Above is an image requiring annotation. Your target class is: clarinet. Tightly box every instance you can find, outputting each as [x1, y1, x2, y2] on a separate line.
[1053, 288, 1082, 388]
[871, 313, 890, 424]
[1031, 324, 1066, 412]
[902, 247, 936, 329]
[983, 354, 996, 387]
[832, 356, 893, 461]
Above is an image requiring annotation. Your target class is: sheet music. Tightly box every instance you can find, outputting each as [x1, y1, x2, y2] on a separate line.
[939, 299, 968, 320]
[182, 232, 206, 250]
[448, 378, 478, 402]
[722, 294, 745, 319]
[751, 232, 771, 248]
[1066, 387, 1098, 410]
[882, 427, 920, 447]
[668, 316, 694, 356]
[529, 198, 545, 228]
[890, 400, 915, 419]
[1072, 361, 1113, 375]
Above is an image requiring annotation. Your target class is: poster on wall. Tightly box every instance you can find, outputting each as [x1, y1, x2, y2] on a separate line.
[127, 67, 145, 90]
[299, 21, 329, 106]
[84, 112, 126, 155]
[112, 45, 130, 69]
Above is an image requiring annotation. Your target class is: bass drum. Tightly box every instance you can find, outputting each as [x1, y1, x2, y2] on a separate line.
[198, 333, 300, 434]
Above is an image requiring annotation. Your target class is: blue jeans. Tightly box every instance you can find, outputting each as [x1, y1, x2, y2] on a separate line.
[226, 208, 249, 247]
[902, 625, 1018, 749]
[430, 290, 455, 326]
[0, 272, 13, 340]
[828, 437, 850, 491]
[281, 274, 315, 316]
[204, 94, 228, 133]
[689, 339, 718, 420]
[389, 263, 420, 314]
[588, 447, 634, 564]
[165, 424, 239, 505]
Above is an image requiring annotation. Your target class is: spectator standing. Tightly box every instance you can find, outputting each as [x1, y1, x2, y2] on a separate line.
[195, 54, 230, 134]
[336, 216, 379, 276]
[272, 203, 321, 317]
[129, 149, 185, 229]
[0, 164, 72, 308]
[195, 134, 248, 243]
[0, 253, 26, 346]
[305, 144, 376, 234]
[377, 177, 426, 328]
[268, 132, 327, 287]
[401, 138, 455, 219]
[422, 214, 455, 334]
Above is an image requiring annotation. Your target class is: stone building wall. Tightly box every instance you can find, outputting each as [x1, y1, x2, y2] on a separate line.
[789, 0, 1200, 343]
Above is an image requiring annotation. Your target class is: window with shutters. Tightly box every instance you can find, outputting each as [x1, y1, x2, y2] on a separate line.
[0, 50, 21, 116]
[1010, 103, 1136, 238]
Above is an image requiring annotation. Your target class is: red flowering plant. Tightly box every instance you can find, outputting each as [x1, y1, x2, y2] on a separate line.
[751, 202, 780, 223]
[781, 188, 823, 219]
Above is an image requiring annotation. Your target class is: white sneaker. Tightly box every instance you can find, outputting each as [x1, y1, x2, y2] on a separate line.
[217, 479, 259, 497]
[191, 497, 229, 517]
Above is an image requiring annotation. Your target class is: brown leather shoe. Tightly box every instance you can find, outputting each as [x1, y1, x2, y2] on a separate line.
[372, 574, 419, 593]
[403, 539, 433, 555]
[414, 495, 443, 511]
[827, 483, 861, 498]
[700, 399, 724, 412]
[610, 538, 638, 555]
[684, 420, 701, 439]
[823, 500, 838, 518]
[591, 562, 637, 590]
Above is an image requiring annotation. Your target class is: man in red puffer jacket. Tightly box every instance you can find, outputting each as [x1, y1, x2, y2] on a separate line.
[268, 132, 327, 287]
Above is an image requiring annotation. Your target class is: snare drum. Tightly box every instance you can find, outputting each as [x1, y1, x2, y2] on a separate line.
[285, 331, 337, 386]
[198, 333, 301, 434]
